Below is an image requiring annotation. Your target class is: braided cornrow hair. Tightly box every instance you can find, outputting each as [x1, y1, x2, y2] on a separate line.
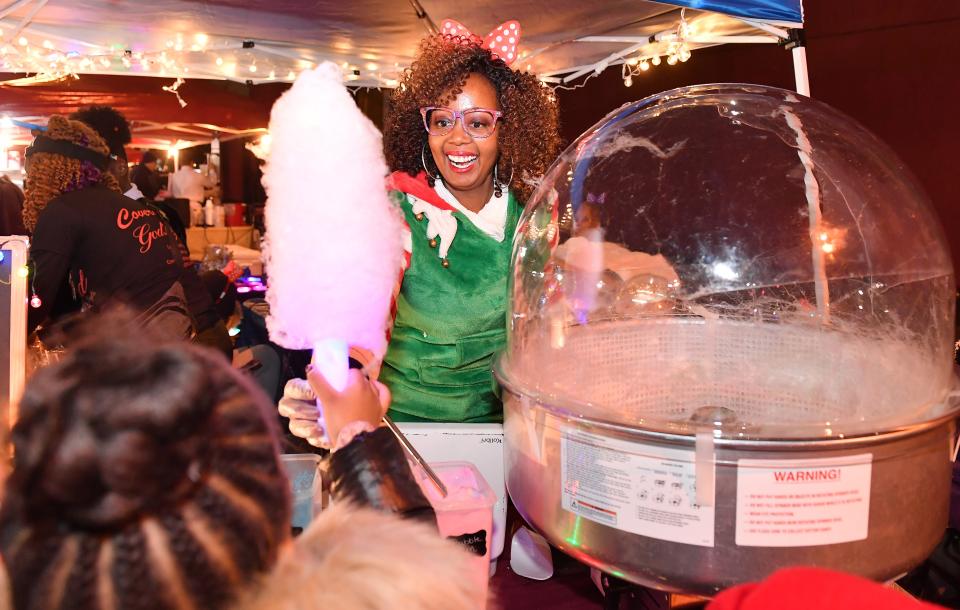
[22, 114, 120, 233]
[0, 326, 290, 610]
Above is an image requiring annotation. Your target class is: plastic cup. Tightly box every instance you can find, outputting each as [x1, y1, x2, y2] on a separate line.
[280, 454, 322, 532]
[416, 461, 497, 604]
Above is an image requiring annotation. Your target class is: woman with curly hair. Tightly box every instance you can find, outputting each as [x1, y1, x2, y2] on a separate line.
[24, 115, 193, 339]
[280, 19, 561, 440]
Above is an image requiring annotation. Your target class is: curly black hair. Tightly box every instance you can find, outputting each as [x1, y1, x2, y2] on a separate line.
[70, 105, 132, 158]
[384, 32, 561, 203]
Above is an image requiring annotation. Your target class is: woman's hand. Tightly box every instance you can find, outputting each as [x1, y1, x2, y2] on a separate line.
[306, 366, 391, 446]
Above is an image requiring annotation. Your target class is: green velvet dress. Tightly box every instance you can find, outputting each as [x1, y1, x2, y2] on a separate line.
[380, 190, 521, 423]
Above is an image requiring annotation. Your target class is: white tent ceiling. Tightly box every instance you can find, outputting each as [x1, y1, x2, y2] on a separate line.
[0, 0, 791, 88]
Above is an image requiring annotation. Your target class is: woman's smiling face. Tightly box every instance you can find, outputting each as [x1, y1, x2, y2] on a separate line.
[428, 72, 500, 204]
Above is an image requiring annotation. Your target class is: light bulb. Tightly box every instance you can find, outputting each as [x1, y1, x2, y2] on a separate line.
[639, 60, 650, 71]
[627, 56, 639, 66]
[286, 70, 295, 80]
[17, 265, 29, 278]
[249, 63, 257, 73]
[30, 295, 41, 308]
[651, 55, 661, 66]
[268, 70, 276, 80]
[667, 55, 678, 65]
[624, 76, 632, 87]
[195, 33, 209, 46]
[18, 37, 28, 46]
[42, 40, 53, 50]
[215, 56, 223, 66]
[679, 47, 692, 62]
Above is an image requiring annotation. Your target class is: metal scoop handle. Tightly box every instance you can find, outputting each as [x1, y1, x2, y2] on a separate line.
[383, 414, 448, 497]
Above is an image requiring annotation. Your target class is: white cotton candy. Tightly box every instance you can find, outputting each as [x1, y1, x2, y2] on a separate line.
[262, 62, 403, 358]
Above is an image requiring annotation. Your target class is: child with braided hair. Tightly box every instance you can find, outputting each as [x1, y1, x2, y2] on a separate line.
[0, 316, 481, 609]
[0, 327, 290, 610]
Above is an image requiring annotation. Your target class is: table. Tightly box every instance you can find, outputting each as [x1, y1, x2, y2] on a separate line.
[186, 225, 258, 258]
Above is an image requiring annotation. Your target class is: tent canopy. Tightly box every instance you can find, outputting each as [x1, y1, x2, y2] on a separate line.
[0, 0, 803, 147]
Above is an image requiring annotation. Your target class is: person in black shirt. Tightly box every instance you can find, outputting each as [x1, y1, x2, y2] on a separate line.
[129, 150, 162, 199]
[71, 106, 232, 358]
[23, 115, 193, 339]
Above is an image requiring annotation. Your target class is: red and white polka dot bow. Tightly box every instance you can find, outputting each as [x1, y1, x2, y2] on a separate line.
[440, 19, 522, 65]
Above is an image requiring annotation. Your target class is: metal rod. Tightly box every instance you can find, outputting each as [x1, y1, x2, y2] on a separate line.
[382, 414, 447, 497]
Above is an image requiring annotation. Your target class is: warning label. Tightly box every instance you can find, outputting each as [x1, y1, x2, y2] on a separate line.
[735, 453, 873, 547]
[560, 429, 715, 547]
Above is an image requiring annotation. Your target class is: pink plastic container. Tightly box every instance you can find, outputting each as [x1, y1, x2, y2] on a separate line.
[416, 461, 497, 604]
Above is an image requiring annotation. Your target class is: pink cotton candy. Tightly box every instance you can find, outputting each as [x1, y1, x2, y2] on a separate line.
[262, 63, 404, 358]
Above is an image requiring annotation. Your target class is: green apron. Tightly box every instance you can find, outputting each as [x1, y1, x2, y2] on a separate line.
[381, 191, 520, 423]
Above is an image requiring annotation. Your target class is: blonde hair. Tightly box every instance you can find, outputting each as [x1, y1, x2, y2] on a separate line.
[22, 114, 120, 232]
[238, 502, 487, 610]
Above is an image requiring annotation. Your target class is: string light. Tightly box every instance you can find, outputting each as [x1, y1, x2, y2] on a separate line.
[639, 60, 650, 71]
[651, 55, 661, 66]
[0, 31, 405, 95]
[667, 54, 678, 65]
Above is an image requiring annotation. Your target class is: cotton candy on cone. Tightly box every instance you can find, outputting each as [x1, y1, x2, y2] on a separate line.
[262, 62, 404, 361]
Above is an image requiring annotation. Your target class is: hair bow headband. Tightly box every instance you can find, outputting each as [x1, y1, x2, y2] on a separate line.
[440, 19, 522, 65]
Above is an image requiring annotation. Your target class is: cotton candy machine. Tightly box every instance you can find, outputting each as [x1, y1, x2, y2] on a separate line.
[494, 84, 959, 595]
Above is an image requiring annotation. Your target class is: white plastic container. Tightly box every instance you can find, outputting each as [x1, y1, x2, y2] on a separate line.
[395, 422, 507, 573]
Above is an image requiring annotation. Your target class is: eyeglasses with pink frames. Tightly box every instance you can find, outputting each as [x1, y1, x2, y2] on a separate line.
[420, 106, 503, 139]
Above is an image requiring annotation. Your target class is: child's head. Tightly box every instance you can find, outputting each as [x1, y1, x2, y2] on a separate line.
[0, 329, 290, 610]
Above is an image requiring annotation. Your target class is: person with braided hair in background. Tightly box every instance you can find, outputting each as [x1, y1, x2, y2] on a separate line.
[69, 106, 234, 360]
[24, 115, 193, 340]
[0, 316, 482, 609]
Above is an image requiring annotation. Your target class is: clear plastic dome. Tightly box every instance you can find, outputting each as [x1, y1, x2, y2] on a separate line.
[499, 84, 956, 439]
